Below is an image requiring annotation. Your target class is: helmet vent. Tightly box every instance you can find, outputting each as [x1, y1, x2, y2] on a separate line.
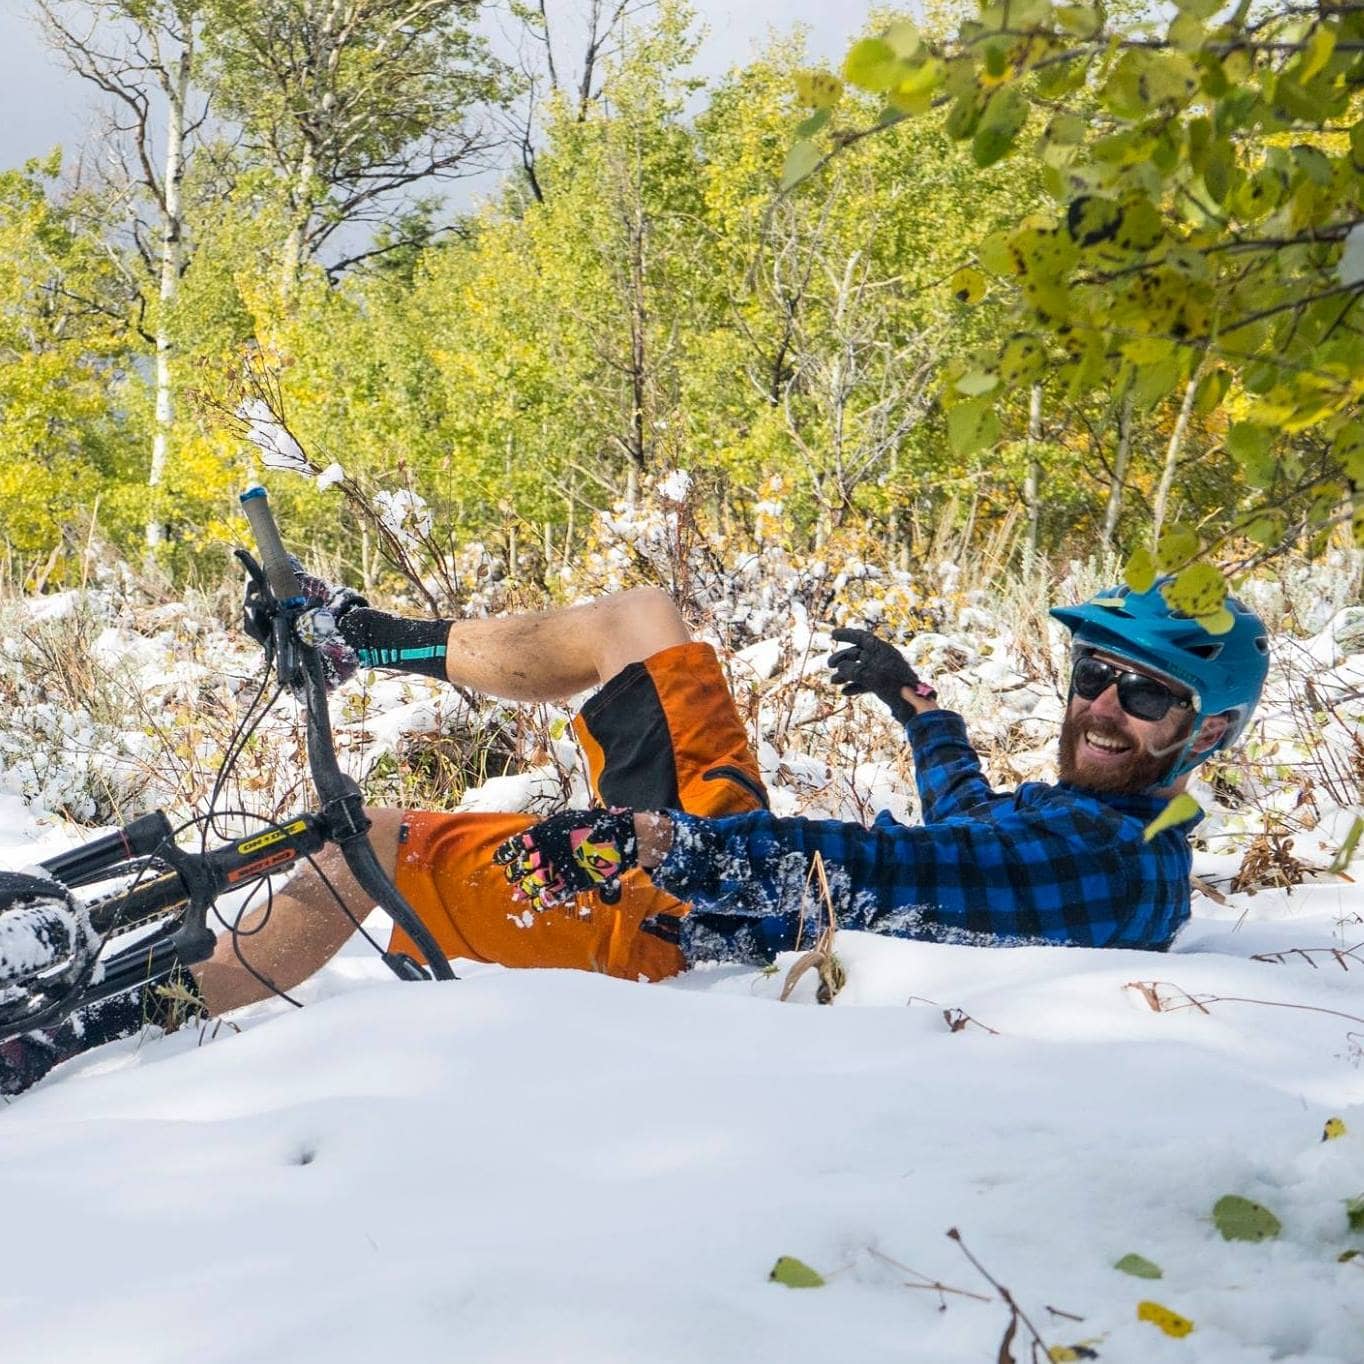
[1185, 642, 1224, 660]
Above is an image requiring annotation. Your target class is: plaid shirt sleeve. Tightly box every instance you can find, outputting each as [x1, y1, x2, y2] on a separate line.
[906, 710, 1008, 820]
[651, 707, 1196, 960]
[652, 799, 1140, 951]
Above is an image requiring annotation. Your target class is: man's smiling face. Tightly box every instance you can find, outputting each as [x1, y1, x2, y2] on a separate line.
[1056, 650, 1199, 795]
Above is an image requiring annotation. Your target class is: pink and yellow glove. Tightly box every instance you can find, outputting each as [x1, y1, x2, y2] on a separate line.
[493, 808, 639, 912]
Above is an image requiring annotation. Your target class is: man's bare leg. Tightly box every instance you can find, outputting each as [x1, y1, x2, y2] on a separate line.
[192, 808, 406, 1014]
[439, 587, 688, 700]
[191, 592, 688, 1012]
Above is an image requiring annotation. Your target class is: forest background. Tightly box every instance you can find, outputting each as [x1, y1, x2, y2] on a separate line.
[2, 0, 1363, 620]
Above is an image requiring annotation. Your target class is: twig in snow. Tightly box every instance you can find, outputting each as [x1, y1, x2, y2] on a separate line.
[1126, 979, 1364, 1027]
[946, 1227, 1055, 1364]
[907, 995, 1001, 1036]
[781, 852, 844, 1004]
[1250, 943, 1364, 971]
[865, 1247, 993, 1309]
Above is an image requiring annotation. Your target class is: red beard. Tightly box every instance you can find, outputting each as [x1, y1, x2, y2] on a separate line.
[1056, 710, 1183, 794]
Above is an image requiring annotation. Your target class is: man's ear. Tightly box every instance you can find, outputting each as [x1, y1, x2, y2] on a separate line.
[1191, 712, 1231, 754]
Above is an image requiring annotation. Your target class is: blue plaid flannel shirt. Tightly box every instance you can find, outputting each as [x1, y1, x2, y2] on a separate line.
[650, 710, 1198, 964]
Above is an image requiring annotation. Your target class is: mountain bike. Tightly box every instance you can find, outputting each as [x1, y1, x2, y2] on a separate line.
[0, 485, 455, 1059]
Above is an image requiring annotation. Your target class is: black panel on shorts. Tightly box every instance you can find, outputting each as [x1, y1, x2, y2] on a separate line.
[578, 660, 681, 810]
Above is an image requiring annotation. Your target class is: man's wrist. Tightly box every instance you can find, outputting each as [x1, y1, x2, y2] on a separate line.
[899, 684, 939, 717]
[634, 811, 674, 868]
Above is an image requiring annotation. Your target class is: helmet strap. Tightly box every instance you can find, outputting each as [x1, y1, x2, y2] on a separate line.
[1146, 713, 1207, 787]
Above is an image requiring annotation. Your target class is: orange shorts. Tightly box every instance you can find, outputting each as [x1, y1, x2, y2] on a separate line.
[387, 641, 766, 981]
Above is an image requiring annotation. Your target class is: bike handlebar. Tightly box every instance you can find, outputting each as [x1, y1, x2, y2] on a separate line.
[0, 486, 458, 1039]
[237, 486, 455, 983]
[239, 486, 304, 605]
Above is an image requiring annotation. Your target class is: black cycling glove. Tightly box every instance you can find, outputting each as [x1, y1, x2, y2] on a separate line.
[828, 627, 936, 725]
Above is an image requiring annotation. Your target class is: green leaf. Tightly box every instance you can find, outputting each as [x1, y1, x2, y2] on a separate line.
[1227, 423, 1277, 488]
[1298, 25, 1336, 83]
[1332, 422, 1364, 482]
[843, 38, 902, 92]
[1212, 1194, 1282, 1242]
[999, 335, 1044, 385]
[950, 266, 988, 304]
[1347, 1194, 1364, 1233]
[794, 108, 831, 139]
[769, 1255, 826, 1288]
[1242, 510, 1287, 550]
[945, 89, 984, 140]
[1054, 4, 1102, 37]
[1131, 356, 1182, 410]
[1194, 368, 1230, 416]
[883, 20, 921, 59]
[947, 396, 1001, 455]
[793, 70, 843, 109]
[888, 57, 945, 114]
[1165, 562, 1227, 619]
[1144, 793, 1202, 842]
[1198, 606, 1236, 636]
[973, 86, 1028, 167]
[1155, 524, 1199, 572]
[1114, 1252, 1163, 1279]
[1124, 547, 1157, 593]
[780, 140, 822, 191]
[956, 369, 999, 396]
[1168, 12, 1204, 52]
[1044, 112, 1086, 147]
[978, 232, 1018, 275]
[1328, 816, 1364, 875]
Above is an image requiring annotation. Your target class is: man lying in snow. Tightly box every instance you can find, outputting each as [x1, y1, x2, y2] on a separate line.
[2, 576, 1268, 1092]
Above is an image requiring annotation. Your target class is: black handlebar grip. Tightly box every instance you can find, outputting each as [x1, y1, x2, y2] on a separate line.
[239, 486, 303, 603]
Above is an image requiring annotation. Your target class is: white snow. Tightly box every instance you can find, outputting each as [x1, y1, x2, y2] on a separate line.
[0, 524, 1362, 1360]
[239, 398, 311, 475]
[1, 916, 1360, 1363]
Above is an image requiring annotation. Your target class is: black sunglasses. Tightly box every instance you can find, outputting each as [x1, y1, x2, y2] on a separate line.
[1070, 655, 1194, 723]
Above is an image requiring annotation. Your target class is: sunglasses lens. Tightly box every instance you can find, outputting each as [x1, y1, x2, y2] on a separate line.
[1117, 677, 1173, 721]
[1071, 657, 1180, 721]
[1071, 657, 1114, 701]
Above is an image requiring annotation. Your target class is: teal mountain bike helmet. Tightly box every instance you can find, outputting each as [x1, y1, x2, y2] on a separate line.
[1050, 579, 1270, 781]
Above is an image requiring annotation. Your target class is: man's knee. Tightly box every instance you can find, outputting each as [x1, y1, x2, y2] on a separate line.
[593, 587, 689, 682]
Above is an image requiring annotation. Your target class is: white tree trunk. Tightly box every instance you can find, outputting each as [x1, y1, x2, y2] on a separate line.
[1022, 383, 1042, 575]
[1102, 393, 1134, 551]
[145, 38, 191, 554]
[1151, 365, 1204, 544]
[281, 0, 344, 294]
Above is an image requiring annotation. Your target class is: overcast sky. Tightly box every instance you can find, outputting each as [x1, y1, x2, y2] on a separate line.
[0, 2, 855, 181]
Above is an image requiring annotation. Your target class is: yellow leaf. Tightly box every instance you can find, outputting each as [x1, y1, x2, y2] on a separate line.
[1163, 562, 1226, 619]
[1198, 606, 1235, 636]
[793, 70, 844, 110]
[883, 20, 921, 58]
[769, 1255, 825, 1288]
[950, 267, 988, 305]
[1137, 1300, 1195, 1338]
[1123, 547, 1157, 593]
[1324, 1116, 1347, 1141]
[843, 38, 903, 92]
[1299, 24, 1336, 82]
[1143, 793, 1202, 842]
